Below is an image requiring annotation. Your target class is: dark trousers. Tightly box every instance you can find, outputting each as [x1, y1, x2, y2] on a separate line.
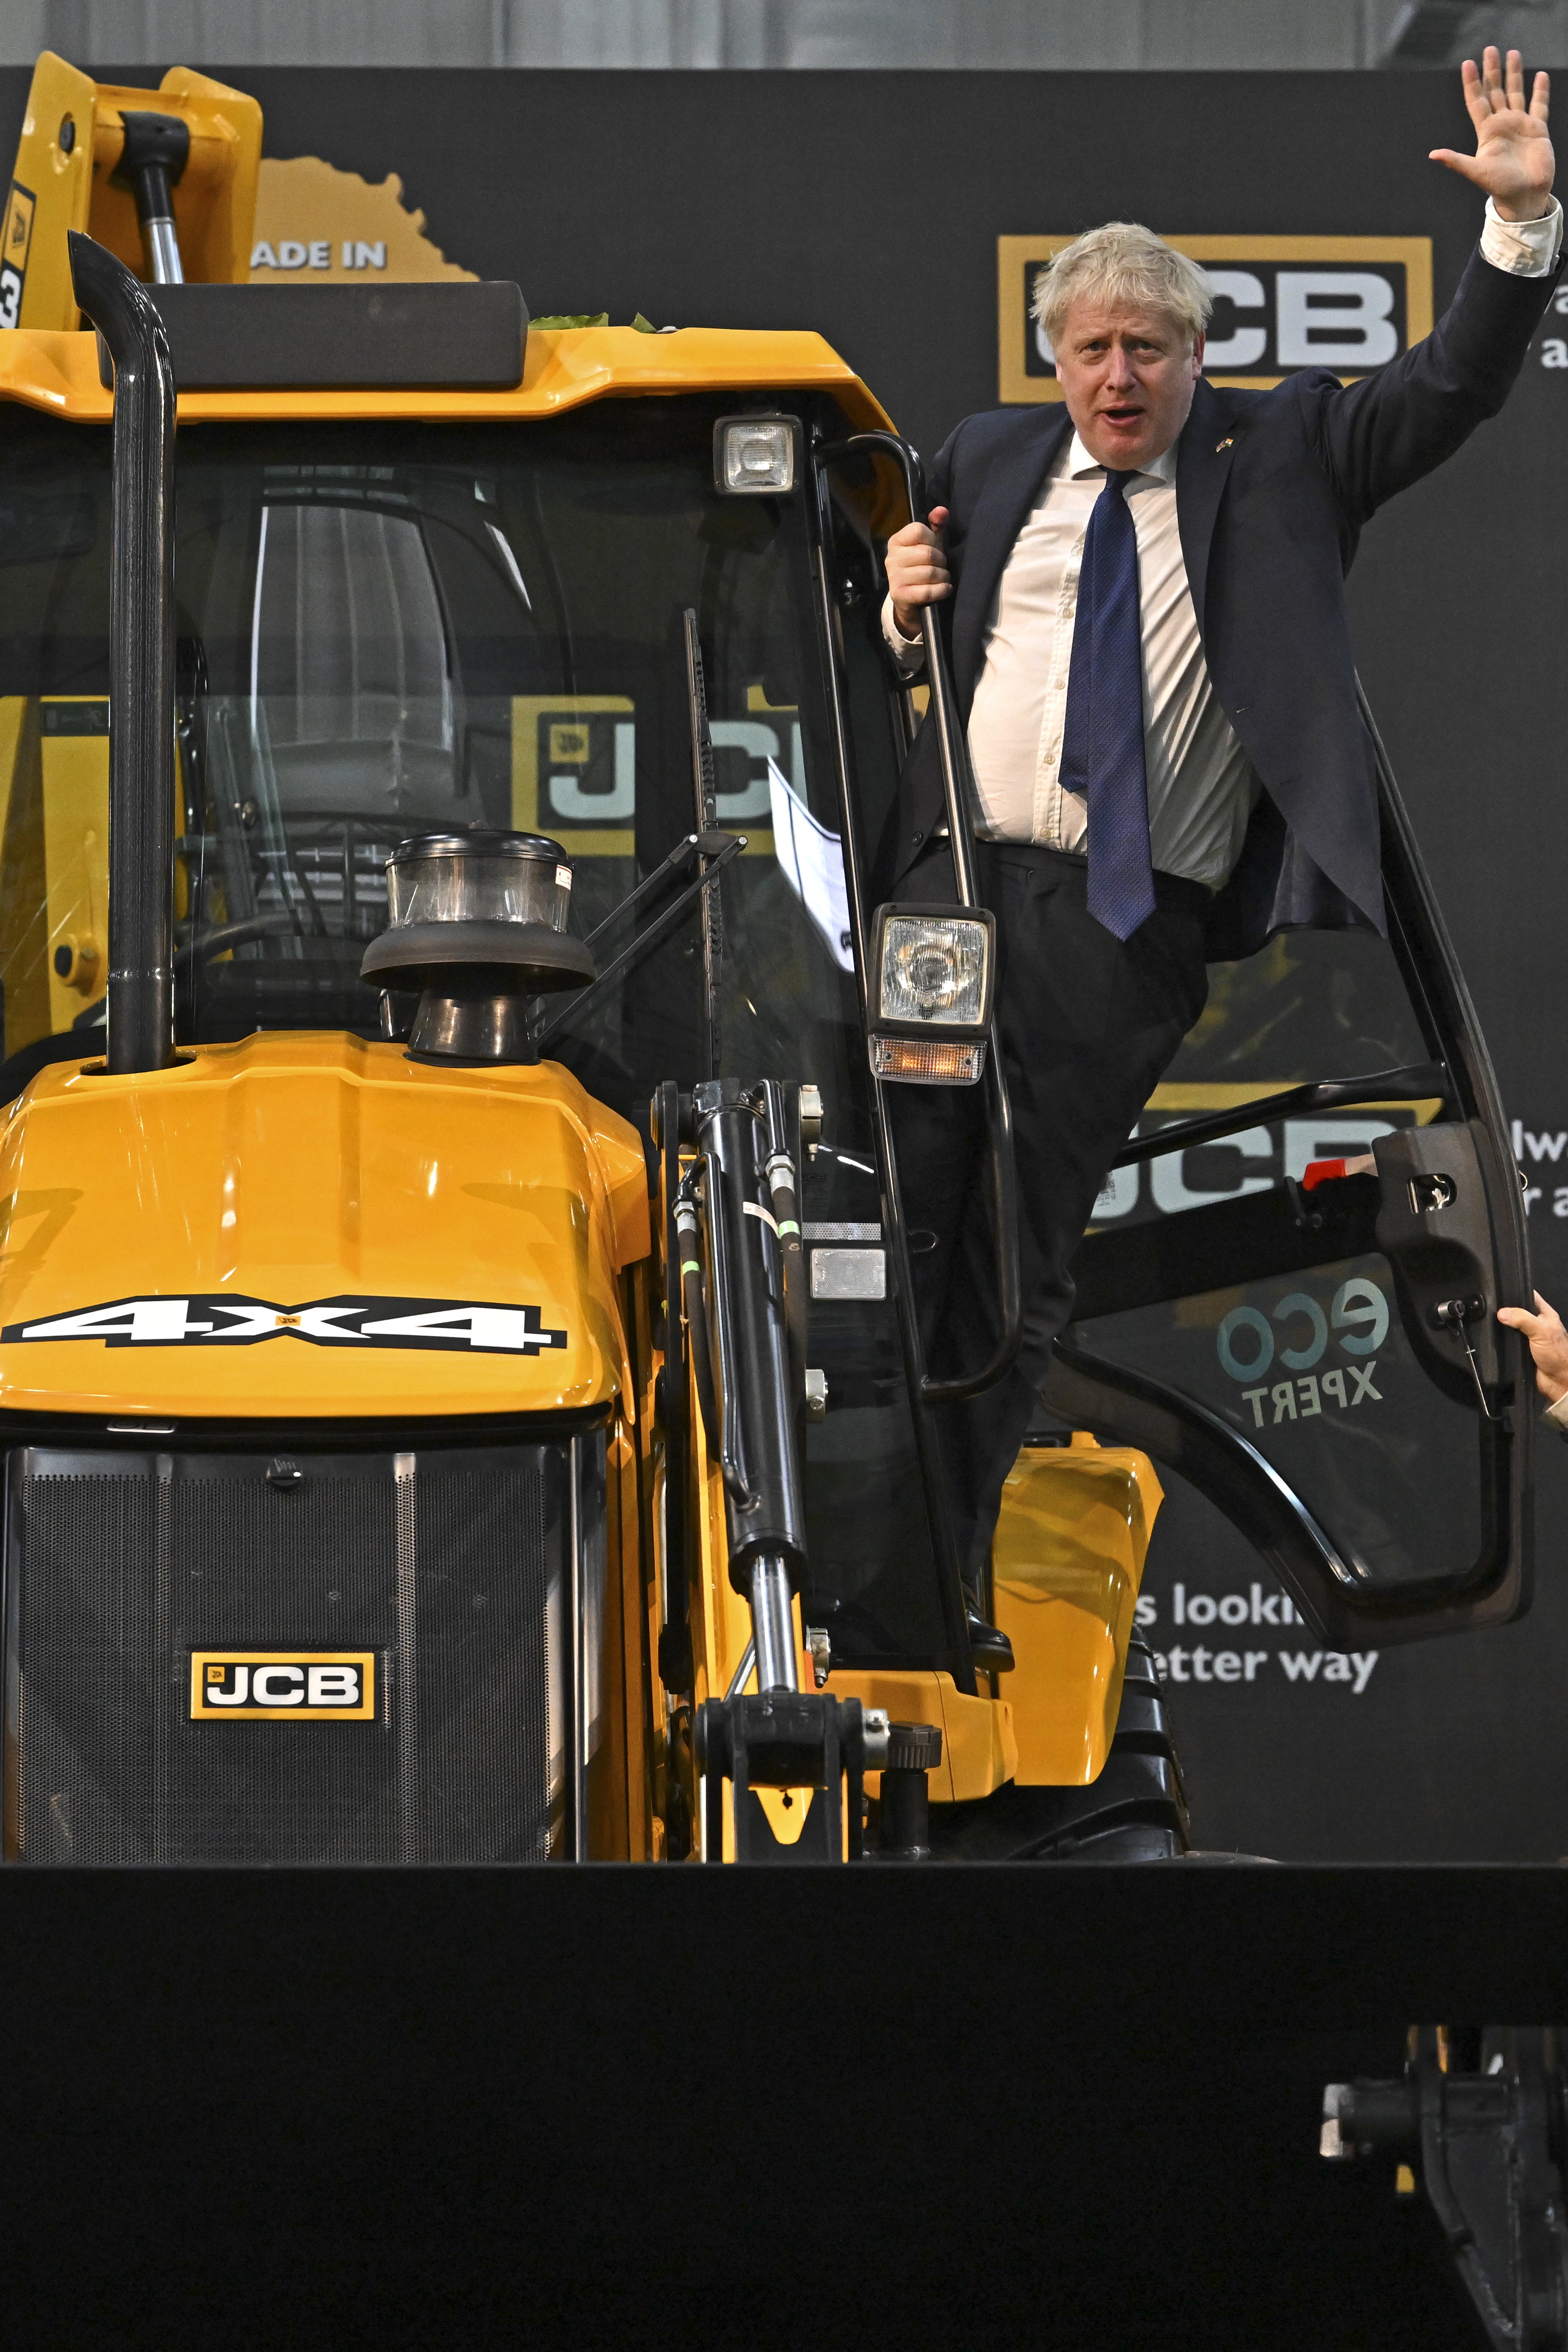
[888, 841, 1211, 1583]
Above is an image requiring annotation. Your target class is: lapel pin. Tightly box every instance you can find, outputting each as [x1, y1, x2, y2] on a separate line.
[1216, 435, 1235, 453]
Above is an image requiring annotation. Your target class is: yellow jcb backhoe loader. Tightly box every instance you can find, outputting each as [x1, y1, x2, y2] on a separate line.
[0, 51, 1534, 1867]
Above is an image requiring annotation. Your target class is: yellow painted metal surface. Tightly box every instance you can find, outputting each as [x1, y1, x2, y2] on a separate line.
[0, 696, 48, 1057]
[39, 712, 107, 1033]
[7, 54, 261, 333]
[0, 1032, 650, 1418]
[990, 1437, 1164, 1787]
[0, 695, 113, 1055]
[1, 51, 890, 431]
[0, 318, 893, 430]
[827, 1667, 1018, 1806]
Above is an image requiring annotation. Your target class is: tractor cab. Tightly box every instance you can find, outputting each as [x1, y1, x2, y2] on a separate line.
[0, 50, 1534, 1867]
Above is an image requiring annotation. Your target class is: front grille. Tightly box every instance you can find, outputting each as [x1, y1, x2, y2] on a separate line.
[4, 1437, 593, 1865]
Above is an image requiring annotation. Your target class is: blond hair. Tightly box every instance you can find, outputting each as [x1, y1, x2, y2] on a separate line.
[1033, 222, 1211, 355]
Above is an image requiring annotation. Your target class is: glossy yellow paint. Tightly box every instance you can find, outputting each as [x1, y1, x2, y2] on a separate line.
[8, 54, 261, 333]
[0, 695, 119, 1058]
[990, 1436, 1164, 1786]
[0, 698, 49, 1054]
[0, 1032, 650, 1418]
[827, 1667, 1018, 1806]
[0, 318, 893, 431]
[39, 715, 107, 1033]
[2, 54, 891, 437]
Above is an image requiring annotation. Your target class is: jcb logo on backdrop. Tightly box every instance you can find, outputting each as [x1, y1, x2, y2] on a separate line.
[190, 1651, 377, 1721]
[997, 236, 1434, 403]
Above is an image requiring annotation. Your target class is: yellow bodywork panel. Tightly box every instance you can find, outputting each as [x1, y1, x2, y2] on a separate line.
[0, 55, 892, 437]
[5, 54, 261, 332]
[0, 695, 111, 1056]
[0, 1033, 650, 1419]
[0, 320, 893, 431]
[991, 1437, 1163, 1786]
[829, 1667, 1019, 1807]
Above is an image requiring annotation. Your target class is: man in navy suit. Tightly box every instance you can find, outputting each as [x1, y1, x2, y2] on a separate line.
[881, 49, 1561, 1599]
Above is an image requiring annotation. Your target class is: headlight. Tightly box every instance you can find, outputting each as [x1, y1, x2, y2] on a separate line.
[868, 902, 995, 1085]
[713, 414, 799, 495]
[878, 914, 988, 1026]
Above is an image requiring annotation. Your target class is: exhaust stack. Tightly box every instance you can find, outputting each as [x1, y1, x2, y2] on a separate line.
[67, 232, 176, 1076]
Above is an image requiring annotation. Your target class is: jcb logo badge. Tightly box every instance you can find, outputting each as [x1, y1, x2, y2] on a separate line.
[0, 180, 35, 331]
[191, 1651, 376, 1721]
[997, 235, 1433, 403]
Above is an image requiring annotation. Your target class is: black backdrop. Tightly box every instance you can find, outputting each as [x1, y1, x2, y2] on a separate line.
[6, 63, 1567, 1862]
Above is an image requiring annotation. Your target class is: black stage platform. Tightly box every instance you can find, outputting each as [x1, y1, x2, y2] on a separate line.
[2, 1864, 1553, 2348]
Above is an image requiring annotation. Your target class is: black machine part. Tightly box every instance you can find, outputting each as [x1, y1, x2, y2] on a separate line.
[1041, 1334, 1524, 1648]
[656, 1076, 901, 1862]
[810, 428, 1022, 1410]
[110, 112, 189, 285]
[534, 831, 744, 1062]
[1049, 743, 1532, 1646]
[688, 1078, 809, 1611]
[362, 828, 595, 1065]
[99, 280, 530, 392]
[1374, 1121, 1511, 1416]
[874, 1720, 943, 1861]
[66, 234, 177, 1077]
[683, 609, 724, 1082]
[1323, 2025, 1568, 2351]
[652, 1080, 695, 1705]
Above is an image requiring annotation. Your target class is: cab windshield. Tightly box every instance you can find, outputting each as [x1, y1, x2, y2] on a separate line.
[0, 392, 948, 1672]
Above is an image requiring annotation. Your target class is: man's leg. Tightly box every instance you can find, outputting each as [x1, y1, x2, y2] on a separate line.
[927, 846, 1211, 1579]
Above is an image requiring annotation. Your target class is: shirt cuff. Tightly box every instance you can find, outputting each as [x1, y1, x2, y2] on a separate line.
[1480, 194, 1563, 277]
[880, 590, 927, 675]
[1544, 1390, 1568, 1437]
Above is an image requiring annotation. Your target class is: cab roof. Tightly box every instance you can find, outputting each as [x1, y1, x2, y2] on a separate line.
[0, 321, 895, 429]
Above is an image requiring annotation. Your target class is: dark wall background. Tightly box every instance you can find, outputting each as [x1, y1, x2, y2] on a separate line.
[6, 64, 1565, 1861]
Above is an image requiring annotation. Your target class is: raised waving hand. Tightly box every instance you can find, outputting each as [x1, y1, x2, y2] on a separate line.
[1431, 45, 1554, 222]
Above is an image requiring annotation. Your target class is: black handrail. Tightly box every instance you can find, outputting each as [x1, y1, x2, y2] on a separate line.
[806, 438, 973, 1692]
[813, 431, 1022, 1407]
[1112, 1061, 1448, 1169]
[68, 233, 177, 1076]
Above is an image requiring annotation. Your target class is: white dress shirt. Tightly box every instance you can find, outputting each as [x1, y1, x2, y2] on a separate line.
[883, 197, 1563, 893]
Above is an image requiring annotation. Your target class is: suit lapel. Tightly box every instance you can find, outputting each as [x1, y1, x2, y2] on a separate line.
[1176, 378, 1241, 641]
[951, 406, 1073, 707]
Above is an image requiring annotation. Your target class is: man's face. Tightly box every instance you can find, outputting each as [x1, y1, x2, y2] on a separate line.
[1055, 299, 1204, 472]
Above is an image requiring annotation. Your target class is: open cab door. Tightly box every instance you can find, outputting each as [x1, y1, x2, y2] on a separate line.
[815, 431, 1532, 1657]
[1050, 696, 1532, 1648]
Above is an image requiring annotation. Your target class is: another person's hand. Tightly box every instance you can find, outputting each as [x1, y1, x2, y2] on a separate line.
[885, 506, 951, 640]
[1431, 45, 1554, 222]
[1498, 1290, 1568, 1402]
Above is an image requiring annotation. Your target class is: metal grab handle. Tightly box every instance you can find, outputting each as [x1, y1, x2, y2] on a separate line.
[69, 232, 177, 1076]
[815, 430, 980, 903]
[812, 431, 1022, 1406]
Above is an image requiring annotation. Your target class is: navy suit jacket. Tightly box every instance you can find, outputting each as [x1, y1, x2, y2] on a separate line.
[882, 244, 1559, 958]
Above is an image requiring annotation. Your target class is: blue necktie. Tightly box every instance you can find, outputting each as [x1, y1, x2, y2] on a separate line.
[1058, 468, 1156, 942]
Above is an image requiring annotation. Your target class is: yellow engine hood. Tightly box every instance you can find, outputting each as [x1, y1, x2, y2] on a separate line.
[0, 1032, 650, 1420]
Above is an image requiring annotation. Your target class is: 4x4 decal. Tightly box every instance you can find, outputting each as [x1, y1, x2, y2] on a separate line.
[0, 1294, 568, 1355]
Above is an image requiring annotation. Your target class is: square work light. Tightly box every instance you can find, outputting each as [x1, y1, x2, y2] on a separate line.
[713, 414, 799, 495]
[868, 903, 995, 1085]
